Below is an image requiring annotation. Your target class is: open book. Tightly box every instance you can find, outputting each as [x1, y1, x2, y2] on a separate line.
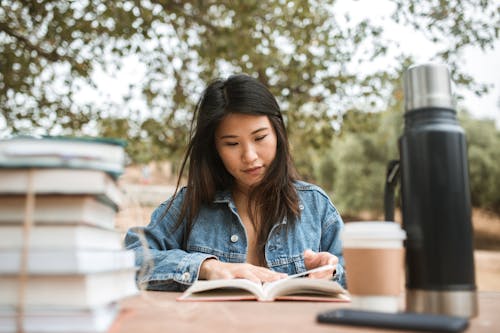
[178, 266, 350, 302]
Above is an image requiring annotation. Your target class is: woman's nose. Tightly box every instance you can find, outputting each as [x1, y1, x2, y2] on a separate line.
[242, 144, 258, 163]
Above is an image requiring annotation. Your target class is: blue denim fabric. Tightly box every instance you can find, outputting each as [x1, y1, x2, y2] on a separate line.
[124, 180, 346, 291]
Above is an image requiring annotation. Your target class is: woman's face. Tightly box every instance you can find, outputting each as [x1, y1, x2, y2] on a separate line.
[215, 113, 277, 194]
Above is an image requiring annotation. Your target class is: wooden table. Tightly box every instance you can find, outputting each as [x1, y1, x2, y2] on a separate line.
[108, 291, 500, 333]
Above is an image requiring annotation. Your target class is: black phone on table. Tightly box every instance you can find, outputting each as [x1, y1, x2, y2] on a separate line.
[317, 309, 469, 332]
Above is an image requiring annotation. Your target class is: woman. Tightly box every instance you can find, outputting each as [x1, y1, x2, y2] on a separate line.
[124, 74, 346, 291]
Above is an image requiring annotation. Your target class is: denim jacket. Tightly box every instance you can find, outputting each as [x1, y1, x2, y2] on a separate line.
[124, 180, 346, 291]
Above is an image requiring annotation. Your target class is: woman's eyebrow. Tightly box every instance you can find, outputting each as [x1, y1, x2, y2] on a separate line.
[219, 127, 268, 139]
[251, 127, 268, 135]
[219, 134, 238, 139]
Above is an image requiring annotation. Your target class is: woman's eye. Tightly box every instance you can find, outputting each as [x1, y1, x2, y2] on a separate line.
[256, 135, 267, 141]
[225, 142, 238, 146]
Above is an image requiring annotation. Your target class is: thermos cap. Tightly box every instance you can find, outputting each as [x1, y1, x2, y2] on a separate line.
[404, 63, 455, 112]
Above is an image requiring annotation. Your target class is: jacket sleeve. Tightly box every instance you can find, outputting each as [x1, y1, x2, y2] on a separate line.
[124, 192, 216, 291]
[321, 203, 347, 289]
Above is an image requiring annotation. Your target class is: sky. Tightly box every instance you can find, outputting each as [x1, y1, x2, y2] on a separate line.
[334, 0, 500, 127]
[459, 42, 500, 125]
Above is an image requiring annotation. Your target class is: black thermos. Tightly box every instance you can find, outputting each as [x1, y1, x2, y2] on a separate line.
[400, 63, 478, 317]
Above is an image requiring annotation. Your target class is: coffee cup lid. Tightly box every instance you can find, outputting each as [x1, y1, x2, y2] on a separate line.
[343, 221, 406, 240]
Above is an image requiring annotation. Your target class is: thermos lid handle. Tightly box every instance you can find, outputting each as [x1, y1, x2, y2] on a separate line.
[404, 63, 455, 112]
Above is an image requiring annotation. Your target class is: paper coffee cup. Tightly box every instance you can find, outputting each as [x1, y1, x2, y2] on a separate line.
[342, 221, 406, 313]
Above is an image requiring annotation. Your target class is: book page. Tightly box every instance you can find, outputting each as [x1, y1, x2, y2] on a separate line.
[178, 279, 265, 301]
[262, 278, 349, 301]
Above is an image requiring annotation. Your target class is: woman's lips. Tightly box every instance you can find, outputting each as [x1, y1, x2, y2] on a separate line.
[244, 166, 263, 175]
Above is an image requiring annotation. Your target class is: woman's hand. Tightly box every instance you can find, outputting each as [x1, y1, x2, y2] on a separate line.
[199, 259, 287, 283]
[303, 249, 338, 279]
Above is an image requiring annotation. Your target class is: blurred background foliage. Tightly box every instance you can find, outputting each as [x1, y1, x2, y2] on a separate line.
[1, 0, 499, 215]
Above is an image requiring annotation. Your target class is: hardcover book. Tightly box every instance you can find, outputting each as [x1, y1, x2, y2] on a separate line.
[0, 136, 126, 178]
[0, 303, 119, 333]
[0, 225, 124, 250]
[0, 195, 116, 228]
[0, 269, 138, 307]
[0, 168, 124, 209]
[0, 249, 136, 274]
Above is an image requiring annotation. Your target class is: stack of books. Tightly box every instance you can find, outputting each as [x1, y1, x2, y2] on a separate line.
[0, 136, 138, 333]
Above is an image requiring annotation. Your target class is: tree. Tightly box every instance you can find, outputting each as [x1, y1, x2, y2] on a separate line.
[460, 113, 500, 213]
[1, 0, 499, 165]
[321, 84, 404, 217]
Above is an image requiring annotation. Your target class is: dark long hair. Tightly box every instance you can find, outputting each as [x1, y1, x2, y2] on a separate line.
[171, 74, 300, 260]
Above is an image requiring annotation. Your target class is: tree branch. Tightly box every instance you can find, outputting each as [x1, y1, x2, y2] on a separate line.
[0, 21, 62, 62]
[149, 0, 220, 33]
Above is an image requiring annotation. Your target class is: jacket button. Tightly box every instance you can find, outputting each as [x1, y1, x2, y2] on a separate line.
[181, 272, 191, 281]
[230, 234, 239, 243]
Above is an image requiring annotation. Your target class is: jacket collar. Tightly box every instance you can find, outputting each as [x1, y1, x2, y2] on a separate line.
[213, 189, 232, 203]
